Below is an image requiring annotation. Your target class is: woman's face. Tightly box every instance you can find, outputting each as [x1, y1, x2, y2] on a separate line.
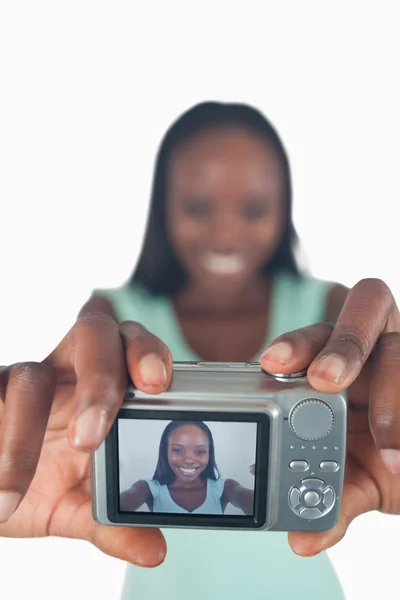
[167, 424, 210, 482]
[166, 125, 286, 298]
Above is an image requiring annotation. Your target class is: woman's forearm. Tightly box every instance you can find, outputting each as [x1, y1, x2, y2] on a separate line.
[120, 481, 150, 511]
[224, 480, 254, 515]
[234, 488, 254, 515]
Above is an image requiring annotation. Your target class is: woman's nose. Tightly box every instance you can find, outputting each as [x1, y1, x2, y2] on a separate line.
[182, 455, 196, 464]
[209, 214, 242, 249]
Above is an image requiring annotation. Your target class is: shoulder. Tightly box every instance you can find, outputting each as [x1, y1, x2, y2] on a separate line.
[142, 478, 161, 498]
[128, 479, 151, 493]
[297, 275, 349, 325]
[277, 271, 333, 293]
[90, 281, 159, 324]
[277, 271, 349, 324]
[324, 282, 349, 324]
[122, 479, 151, 501]
[220, 478, 242, 501]
[93, 281, 153, 304]
[222, 478, 238, 491]
[208, 477, 226, 498]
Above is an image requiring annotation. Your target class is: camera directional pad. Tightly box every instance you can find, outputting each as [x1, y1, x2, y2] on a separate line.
[289, 477, 335, 520]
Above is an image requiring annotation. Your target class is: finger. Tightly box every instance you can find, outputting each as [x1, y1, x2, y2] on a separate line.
[93, 522, 166, 567]
[369, 332, 400, 474]
[119, 321, 173, 394]
[0, 366, 6, 419]
[45, 312, 127, 452]
[0, 362, 55, 523]
[287, 454, 381, 557]
[260, 322, 333, 373]
[48, 496, 166, 567]
[307, 278, 400, 393]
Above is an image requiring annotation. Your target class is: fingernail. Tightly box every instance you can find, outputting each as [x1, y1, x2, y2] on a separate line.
[312, 355, 347, 384]
[261, 342, 293, 364]
[139, 353, 167, 386]
[381, 449, 400, 475]
[0, 491, 21, 522]
[74, 406, 109, 448]
[291, 545, 321, 557]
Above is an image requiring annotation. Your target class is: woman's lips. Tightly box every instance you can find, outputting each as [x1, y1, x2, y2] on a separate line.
[200, 252, 247, 276]
[178, 466, 198, 476]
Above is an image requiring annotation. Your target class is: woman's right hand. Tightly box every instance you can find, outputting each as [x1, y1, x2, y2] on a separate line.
[0, 312, 172, 567]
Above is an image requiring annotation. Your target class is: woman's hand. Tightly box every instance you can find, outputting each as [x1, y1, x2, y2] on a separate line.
[0, 313, 172, 567]
[249, 464, 255, 476]
[260, 278, 400, 557]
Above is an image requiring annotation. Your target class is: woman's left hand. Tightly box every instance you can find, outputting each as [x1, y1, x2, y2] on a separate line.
[260, 278, 400, 557]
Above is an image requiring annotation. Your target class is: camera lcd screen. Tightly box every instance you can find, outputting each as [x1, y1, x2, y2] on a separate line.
[119, 418, 257, 516]
[106, 410, 269, 528]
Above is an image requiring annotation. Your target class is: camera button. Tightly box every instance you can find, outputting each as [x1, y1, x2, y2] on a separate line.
[271, 370, 308, 382]
[290, 398, 334, 441]
[301, 477, 325, 492]
[289, 487, 302, 509]
[303, 490, 321, 507]
[197, 362, 229, 367]
[319, 461, 339, 472]
[322, 487, 335, 509]
[299, 507, 323, 519]
[289, 460, 309, 472]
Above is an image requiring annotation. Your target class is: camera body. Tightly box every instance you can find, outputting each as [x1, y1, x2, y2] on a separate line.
[91, 361, 347, 532]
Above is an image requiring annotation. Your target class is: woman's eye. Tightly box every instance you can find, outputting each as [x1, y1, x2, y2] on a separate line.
[172, 447, 182, 453]
[182, 198, 210, 218]
[242, 203, 269, 220]
[196, 449, 206, 455]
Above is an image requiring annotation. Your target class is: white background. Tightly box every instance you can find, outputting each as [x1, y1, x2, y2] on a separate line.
[0, 1, 399, 599]
[118, 420, 256, 514]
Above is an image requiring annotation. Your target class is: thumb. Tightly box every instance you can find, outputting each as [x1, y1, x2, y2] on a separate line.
[50, 498, 166, 567]
[287, 464, 378, 557]
[93, 521, 167, 567]
[287, 505, 351, 558]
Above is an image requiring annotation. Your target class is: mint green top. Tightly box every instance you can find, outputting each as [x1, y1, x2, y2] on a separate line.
[146, 477, 225, 514]
[97, 272, 345, 600]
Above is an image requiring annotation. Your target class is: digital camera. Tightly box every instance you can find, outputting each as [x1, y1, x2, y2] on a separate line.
[91, 361, 347, 532]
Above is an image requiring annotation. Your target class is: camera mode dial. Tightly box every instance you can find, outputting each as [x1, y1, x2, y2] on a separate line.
[289, 398, 334, 441]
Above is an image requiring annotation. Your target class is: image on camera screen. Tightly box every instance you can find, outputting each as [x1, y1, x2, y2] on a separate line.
[118, 419, 258, 516]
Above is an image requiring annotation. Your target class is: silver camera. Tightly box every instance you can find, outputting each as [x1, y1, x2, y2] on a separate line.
[91, 362, 347, 532]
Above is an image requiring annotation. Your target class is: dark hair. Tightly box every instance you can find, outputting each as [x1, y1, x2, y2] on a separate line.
[132, 101, 301, 295]
[152, 420, 220, 485]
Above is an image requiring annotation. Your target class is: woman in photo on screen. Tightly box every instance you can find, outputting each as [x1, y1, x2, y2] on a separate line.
[120, 420, 255, 515]
[1, 102, 400, 600]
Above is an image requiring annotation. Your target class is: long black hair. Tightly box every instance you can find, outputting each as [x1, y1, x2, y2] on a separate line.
[131, 101, 301, 295]
[152, 420, 220, 485]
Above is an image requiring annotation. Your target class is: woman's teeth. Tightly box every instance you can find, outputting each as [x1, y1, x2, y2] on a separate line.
[201, 253, 246, 275]
[179, 467, 197, 476]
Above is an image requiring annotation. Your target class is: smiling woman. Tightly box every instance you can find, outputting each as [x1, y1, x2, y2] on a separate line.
[1, 97, 400, 600]
[119, 420, 255, 516]
[81, 102, 348, 599]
